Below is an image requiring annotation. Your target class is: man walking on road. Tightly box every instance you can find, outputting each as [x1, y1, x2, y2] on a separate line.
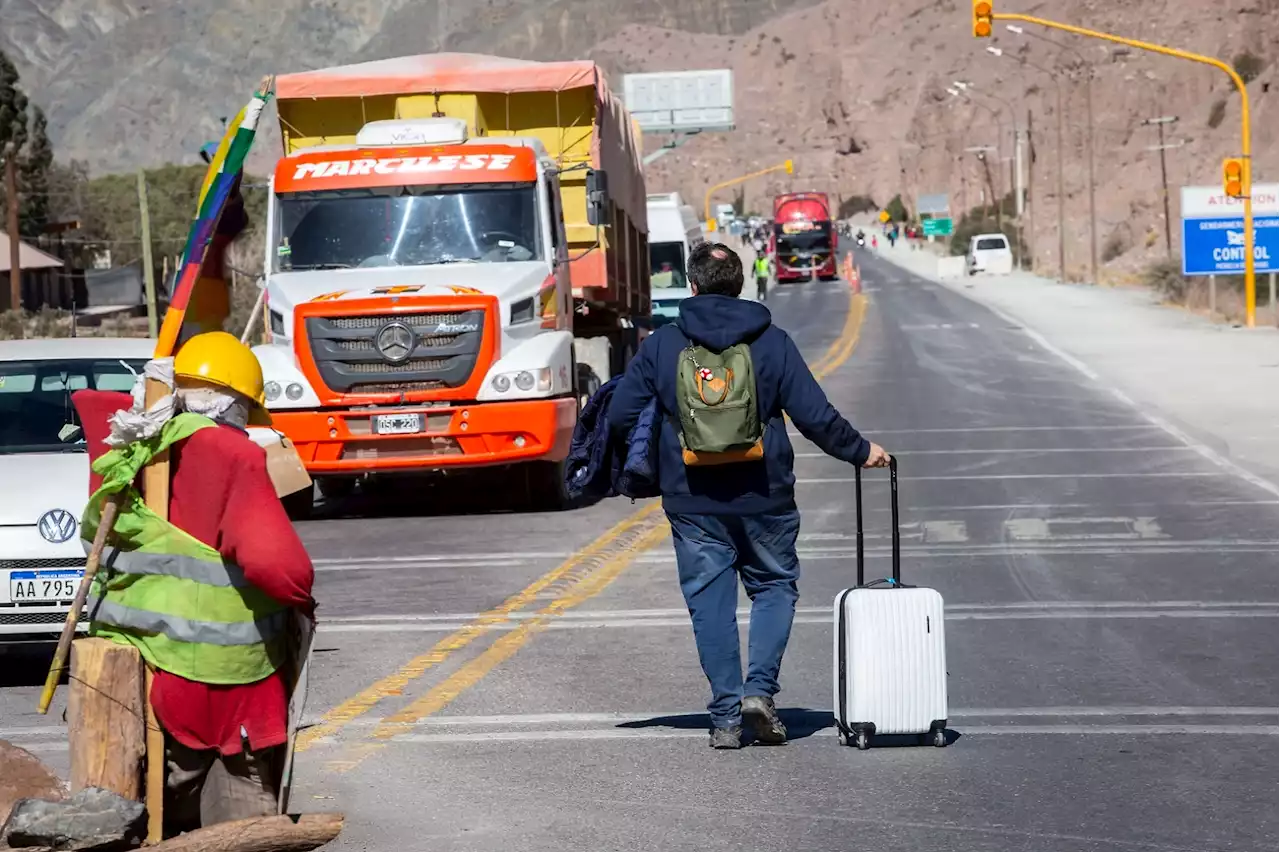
[608, 243, 889, 749]
[753, 252, 771, 302]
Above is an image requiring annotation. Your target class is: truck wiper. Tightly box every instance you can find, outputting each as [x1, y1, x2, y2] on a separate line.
[289, 262, 356, 271]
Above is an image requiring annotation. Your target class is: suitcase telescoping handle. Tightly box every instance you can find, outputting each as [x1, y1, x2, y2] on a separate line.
[854, 455, 900, 587]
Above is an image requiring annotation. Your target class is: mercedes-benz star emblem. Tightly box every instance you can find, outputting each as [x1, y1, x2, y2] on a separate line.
[37, 509, 78, 544]
[375, 321, 416, 364]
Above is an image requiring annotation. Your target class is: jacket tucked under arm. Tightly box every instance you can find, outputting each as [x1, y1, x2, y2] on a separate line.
[778, 331, 870, 466]
[606, 336, 659, 439]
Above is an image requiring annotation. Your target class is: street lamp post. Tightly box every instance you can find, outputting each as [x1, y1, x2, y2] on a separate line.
[1006, 23, 1099, 285]
[947, 86, 1007, 202]
[988, 46, 1067, 282]
[954, 80, 1023, 216]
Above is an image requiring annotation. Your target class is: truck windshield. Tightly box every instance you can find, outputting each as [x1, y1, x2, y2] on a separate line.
[0, 359, 144, 454]
[276, 186, 542, 271]
[776, 225, 833, 252]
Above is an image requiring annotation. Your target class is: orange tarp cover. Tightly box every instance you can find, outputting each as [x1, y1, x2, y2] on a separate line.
[276, 54, 602, 100]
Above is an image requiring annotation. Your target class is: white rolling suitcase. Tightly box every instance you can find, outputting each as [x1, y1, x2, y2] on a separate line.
[833, 458, 948, 749]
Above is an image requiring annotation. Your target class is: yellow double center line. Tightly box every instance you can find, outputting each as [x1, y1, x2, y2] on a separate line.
[301, 285, 868, 772]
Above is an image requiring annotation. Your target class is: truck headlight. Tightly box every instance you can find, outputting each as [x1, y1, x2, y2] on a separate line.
[489, 368, 551, 395]
[285, 383, 304, 401]
[264, 381, 282, 401]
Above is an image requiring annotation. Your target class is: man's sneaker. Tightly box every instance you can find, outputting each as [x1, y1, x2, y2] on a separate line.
[709, 725, 743, 749]
[742, 696, 788, 745]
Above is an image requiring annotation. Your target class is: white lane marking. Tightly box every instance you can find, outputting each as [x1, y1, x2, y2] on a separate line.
[794, 446, 1192, 457]
[314, 559, 524, 574]
[303, 705, 1280, 728]
[1003, 516, 1168, 541]
[790, 425, 1166, 437]
[317, 601, 1277, 634]
[801, 520, 968, 543]
[899, 322, 982, 330]
[980, 301, 1280, 497]
[798, 472, 1232, 483]
[803, 500, 1278, 512]
[312, 551, 569, 567]
[369, 725, 1278, 744]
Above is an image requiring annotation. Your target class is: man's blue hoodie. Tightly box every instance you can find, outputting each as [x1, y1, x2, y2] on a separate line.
[607, 294, 870, 515]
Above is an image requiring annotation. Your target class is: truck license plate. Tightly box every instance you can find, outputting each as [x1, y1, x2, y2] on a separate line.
[373, 413, 424, 435]
[9, 569, 82, 604]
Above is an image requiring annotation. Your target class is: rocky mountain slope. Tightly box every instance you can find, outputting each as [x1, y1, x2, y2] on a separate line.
[2, 0, 1276, 279]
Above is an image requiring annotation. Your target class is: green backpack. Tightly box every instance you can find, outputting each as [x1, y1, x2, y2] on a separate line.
[676, 342, 764, 466]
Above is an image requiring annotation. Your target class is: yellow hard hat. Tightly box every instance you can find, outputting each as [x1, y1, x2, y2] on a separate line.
[173, 331, 272, 426]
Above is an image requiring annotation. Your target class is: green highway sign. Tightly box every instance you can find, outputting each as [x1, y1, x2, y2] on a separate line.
[922, 217, 953, 237]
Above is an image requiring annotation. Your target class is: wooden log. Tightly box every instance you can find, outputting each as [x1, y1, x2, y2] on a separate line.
[140, 376, 170, 845]
[150, 814, 343, 852]
[67, 637, 145, 800]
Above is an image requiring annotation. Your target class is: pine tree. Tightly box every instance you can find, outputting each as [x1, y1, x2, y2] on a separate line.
[19, 106, 52, 237]
[0, 49, 28, 154]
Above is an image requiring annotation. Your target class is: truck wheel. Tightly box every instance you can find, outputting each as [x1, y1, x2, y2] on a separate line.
[525, 460, 575, 512]
[281, 486, 315, 521]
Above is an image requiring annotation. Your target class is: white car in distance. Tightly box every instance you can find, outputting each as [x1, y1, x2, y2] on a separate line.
[0, 337, 154, 645]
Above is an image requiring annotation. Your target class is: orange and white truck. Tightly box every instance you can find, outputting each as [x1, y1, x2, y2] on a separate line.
[254, 55, 649, 513]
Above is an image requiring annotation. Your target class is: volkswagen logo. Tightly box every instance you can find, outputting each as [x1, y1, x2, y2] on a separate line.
[374, 321, 416, 364]
[37, 509, 78, 544]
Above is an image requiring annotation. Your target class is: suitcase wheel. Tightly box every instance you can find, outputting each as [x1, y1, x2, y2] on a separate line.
[837, 729, 849, 746]
[932, 729, 947, 748]
[854, 731, 871, 750]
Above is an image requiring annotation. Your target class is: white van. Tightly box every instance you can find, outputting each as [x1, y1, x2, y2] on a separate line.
[967, 233, 1014, 275]
[647, 193, 706, 327]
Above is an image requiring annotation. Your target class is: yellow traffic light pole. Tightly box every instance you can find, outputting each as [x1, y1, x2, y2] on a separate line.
[977, 10, 1257, 326]
[704, 159, 795, 231]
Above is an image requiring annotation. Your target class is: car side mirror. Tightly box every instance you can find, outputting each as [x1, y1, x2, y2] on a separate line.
[586, 169, 610, 227]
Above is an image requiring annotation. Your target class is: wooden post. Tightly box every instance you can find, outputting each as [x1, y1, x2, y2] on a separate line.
[138, 170, 158, 338]
[5, 145, 20, 312]
[68, 638, 146, 798]
[141, 376, 170, 843]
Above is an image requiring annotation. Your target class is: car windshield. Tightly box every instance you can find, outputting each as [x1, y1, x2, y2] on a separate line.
[276, 186, 542, 272]
[0, 358, 144, 454]
[651, 298, 683, 328]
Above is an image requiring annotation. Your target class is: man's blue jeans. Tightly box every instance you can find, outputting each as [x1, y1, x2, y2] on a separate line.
[666, 508, 802, 728]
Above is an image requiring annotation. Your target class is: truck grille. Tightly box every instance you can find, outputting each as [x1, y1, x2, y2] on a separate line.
[305, 310, 485, 395]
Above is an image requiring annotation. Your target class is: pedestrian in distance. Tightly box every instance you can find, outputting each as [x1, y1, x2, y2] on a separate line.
[753, 251, 770, 302]
[607, 243, 890, 750]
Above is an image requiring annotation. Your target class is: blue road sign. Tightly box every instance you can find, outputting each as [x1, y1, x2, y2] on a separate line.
[1180, 183, 1279, 277]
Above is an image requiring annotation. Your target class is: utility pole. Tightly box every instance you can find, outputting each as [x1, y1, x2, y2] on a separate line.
[1027, 108, 1036, 273]
[4, 144, 19, 313]
[1054, 82, 1067, 282]
[1143, 116, 1179, 259]
[137, 169, 158, 337]
[1081, 66, 1098, 285]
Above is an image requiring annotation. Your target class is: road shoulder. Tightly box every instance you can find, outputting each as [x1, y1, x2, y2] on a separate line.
[873, 243, 1279, 487]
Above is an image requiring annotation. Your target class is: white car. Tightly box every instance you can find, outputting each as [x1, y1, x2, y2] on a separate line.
[967, 233, 1015, 275]
[0, 337, 155, 644]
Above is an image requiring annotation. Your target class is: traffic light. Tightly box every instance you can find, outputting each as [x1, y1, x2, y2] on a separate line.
[1222, 157, 1246, 198]
[972, 0, 993, 37]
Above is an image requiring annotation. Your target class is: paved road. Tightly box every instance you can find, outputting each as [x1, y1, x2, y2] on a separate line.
[3, 253, 1275, 850]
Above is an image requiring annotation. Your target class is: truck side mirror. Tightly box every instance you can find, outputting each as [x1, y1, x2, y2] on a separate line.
[586, 169, 610, 227]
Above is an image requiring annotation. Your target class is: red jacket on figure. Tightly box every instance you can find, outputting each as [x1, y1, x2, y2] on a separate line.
[74, 390, 315, 755]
